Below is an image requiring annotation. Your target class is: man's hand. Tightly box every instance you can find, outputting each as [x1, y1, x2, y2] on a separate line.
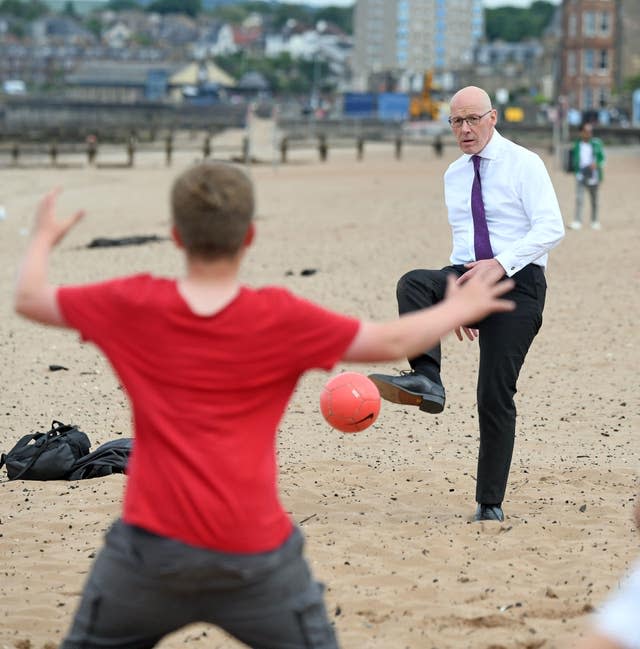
[448, 260, 510, 341]
[444, 266, 514, 341]
[457, 259, 506, 285]
[454, 325, 479, 342]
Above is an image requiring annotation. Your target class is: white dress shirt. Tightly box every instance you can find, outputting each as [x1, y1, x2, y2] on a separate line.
[444, 130, 565, 277]
[594, 560, 640, 649]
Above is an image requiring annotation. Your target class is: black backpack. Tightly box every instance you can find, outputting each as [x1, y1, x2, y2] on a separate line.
[0, 420, 91, 480]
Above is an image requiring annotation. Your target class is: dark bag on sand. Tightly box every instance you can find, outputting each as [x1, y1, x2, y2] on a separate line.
[0, 420, 90, 480]
[67, 438, 133, 480]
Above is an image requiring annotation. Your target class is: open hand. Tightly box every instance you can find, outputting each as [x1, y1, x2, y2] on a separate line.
[445, 267, 515, 328]
[32, 188, 85, 246]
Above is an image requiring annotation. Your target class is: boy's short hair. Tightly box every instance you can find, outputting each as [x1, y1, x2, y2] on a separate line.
[171, 162, 254, 260]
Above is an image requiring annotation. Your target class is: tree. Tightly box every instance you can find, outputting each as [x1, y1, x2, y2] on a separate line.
[485, 1, 556, 42]
[315, 7, 352, 34]
[147, 0, 201, 18]
[105, 0, 139, 10]
[622, 74, 640, 93]
[85, 16, 102, 39]
[63, 1, 77, 17]
[0, 0, 49, 20]
[209, 2, 354, 34]
[210, 4, 248, 25]
[213, 51, 334, 96]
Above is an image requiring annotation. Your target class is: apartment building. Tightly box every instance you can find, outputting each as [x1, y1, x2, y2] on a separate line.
[558, 0, 619, 112]
[352, 0, 483, 91]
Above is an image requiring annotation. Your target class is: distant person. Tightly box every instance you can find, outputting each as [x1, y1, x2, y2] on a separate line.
[86, 134, 97, 166]
[49, 141, 58, 166]
[280, 136, 289, 164]
[395, 134, 403, 160]
[369, 86, 565, 523]
[127, 133, 136, 167]
[165, 133, 173, 167]
[433, 134, 444, 158]
[573, 497, 640, 649]
[569, 122, 605, 231]
[318, 133, 328, 162]
[15, 161, 514, 648]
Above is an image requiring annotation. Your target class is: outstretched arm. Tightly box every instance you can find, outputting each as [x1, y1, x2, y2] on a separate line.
[343, 271, 514, 362]
[14, 189, 85, 327]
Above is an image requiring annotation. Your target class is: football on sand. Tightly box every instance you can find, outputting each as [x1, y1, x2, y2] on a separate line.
[320, 372, 381, 433]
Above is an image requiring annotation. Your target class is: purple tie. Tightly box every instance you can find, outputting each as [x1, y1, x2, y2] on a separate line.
[471, 155, 493, 260]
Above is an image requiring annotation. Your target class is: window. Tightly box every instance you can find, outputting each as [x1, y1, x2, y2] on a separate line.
[567, 50, 576, 76]
[583, 49, 594, 74]
[598, 88, 608, 108]
[600, 12, 610, 34]
[583, 12, 596, 36]
[599, 49, 608, 72]
[568, 14, 577, 37]
[583, 87, 593, 110]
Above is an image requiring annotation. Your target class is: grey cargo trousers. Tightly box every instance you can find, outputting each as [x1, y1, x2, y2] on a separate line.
[61, 519, 339, 649]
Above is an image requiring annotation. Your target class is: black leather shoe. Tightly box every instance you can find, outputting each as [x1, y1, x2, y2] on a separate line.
[368, 371, 445, 414]
[474, 504, 504, 522]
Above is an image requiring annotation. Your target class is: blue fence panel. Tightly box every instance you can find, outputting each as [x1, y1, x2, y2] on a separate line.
[377, 93, 410, 121]
[343, 92, 377, 118]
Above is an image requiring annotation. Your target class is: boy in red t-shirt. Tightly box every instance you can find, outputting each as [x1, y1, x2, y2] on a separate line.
[15, 162, 514, 649]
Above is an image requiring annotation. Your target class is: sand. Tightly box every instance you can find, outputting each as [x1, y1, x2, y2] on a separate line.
[0, 122, 639, 649]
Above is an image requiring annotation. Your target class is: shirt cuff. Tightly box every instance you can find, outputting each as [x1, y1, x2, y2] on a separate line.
[494, 255, 521, 277]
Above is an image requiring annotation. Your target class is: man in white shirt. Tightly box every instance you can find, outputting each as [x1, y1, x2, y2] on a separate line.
[370, 86, 565, 522]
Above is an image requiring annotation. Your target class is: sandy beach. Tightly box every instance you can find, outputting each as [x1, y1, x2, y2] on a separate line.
[1, 123, 639, 649]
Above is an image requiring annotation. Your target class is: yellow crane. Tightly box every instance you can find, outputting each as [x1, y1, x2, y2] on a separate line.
[409, 71, 440, 121]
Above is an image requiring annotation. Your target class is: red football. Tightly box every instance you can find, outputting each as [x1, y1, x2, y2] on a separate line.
[320, 372, 381, 433]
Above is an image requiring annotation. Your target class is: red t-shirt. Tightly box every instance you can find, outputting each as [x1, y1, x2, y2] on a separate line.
[58, 275, 360, 553]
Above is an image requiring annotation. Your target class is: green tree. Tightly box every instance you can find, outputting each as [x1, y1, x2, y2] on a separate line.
[147, 0, 201, 18]
[0, 0, 49, 20]
[63, 1, 77, 17]
[105, 0, 138, 10]
[209, 2, 353, 34]
[315, 7, 352, 34]
[622, 74, 640, 93]
[85, 16, 102, 39]
[485, 1, 555, 42]
[213, 51, 334, 96]
[211, 5, 248, 25]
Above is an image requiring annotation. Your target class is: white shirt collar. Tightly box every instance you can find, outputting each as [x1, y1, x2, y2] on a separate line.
[463, 129, 503, 163]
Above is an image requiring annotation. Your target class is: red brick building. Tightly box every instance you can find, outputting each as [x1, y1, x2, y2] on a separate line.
[559, 0, 619, 113]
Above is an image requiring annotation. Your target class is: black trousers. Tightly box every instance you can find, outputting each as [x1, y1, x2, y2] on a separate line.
[396, 264, 546, 505]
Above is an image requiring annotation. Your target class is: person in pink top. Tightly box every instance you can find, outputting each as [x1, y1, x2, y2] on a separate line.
[15, 161, 514, 649]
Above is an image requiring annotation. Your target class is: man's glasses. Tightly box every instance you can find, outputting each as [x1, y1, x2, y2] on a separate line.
[448, 110, 493, 129]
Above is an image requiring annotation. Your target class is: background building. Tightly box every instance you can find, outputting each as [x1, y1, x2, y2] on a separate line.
[617, 1, 640, 86]
[558, 0, 618, 114]
[352, 0, 483, 93]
